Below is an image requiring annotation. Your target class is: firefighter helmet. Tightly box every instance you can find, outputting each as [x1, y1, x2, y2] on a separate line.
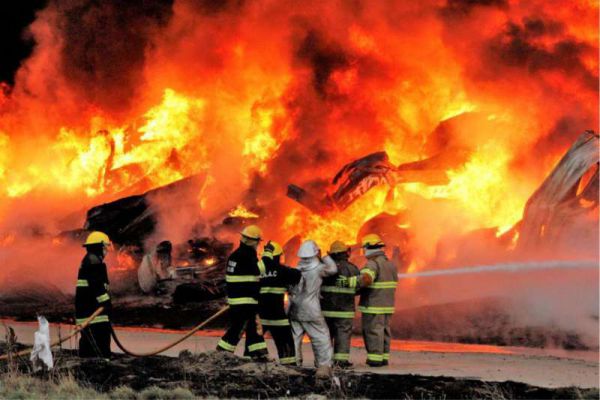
[84, 231, 111, 247]
[297, 240, 319, 258]
[329, 240, 349, 254]
[241, 225, 262, 240]
[264, 241, 283, 256]
[361, 233, 384, 248]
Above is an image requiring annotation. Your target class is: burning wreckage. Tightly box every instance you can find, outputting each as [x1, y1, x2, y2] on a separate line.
[0, 123, 596, 339]
[3, 129, 592, 329]
[290, 130, 599, 251]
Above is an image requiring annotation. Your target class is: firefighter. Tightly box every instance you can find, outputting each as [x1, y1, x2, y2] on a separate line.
[337, 234, 397, 367]
[76, 231, 113, 358]
[258, 241, 301, 365]
[289, 240, 337, 378]
[321, 240, 360, 368]
[216, 225, 268, 360]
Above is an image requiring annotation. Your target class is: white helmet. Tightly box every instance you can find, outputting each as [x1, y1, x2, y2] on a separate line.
[297, 240, 320, 258]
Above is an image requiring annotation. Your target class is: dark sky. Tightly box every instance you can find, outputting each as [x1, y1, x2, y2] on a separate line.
[0, 1, 47, 84]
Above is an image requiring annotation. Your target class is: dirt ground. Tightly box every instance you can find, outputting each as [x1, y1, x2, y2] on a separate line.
[1, 347, 598, 399]
[3, 318, 598, 390]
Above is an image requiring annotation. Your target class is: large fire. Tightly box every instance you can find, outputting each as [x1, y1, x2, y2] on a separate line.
[0, 0, 597, 272]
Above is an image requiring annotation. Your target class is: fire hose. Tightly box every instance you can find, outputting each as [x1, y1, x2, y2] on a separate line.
[0, 305, 229, 361]
[110, 305, 229, 357]
[0, 307, 105, 361]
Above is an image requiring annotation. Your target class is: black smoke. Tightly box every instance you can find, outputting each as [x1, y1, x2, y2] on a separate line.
[57, 0, 174, 111]
[0, 1, 48, 85]
[295, 30, 350, 98]
[187, 0, 245, 15]
[487, 17, 598, 90]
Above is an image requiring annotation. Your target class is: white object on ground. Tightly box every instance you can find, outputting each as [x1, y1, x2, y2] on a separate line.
[30, 316, 53, 371]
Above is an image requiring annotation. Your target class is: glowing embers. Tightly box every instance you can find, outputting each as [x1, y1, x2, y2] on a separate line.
[203, 257, 217, 266]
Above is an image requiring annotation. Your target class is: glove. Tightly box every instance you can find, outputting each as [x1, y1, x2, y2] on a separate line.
[335, 275, 357, 288]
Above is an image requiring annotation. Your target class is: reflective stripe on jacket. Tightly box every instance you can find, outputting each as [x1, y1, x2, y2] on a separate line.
[359, 252, 397, 314]
[321, 257, 359, 318]
[75, 252, 111, 324]
[225, 242, 261, 306]
[258, 254, 301, 325]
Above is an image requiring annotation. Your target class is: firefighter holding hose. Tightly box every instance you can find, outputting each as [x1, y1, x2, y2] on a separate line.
[76, 231, 113, 358]
[217, 225, 269, 360]
[321, 240, 360, 368]
[336, 233, 397, 367]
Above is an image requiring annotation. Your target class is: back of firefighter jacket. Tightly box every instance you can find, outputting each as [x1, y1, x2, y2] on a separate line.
[321, 257, 360, 318]
[226, 242, 261, 306]
[359, 252, 397, 314]
[258, 255, 301, 324]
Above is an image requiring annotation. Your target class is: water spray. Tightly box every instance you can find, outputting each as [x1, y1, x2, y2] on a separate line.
[397, 260, 598, 280]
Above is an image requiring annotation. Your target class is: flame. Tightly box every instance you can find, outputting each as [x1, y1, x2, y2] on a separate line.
[114, 251, 137, 272]
[229, 205, 259, 219]
[242, 101, 287, 174]
[283, 185, 394, 248]
[1, 88, 207, 199]
[203, 257, 217, 266]
[0, 0, 597, 279]
[111, 88, 207, 188]
[404, 142, 527, 234]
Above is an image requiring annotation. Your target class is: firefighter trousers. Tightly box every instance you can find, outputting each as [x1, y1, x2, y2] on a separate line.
[362, 313, 392, 364]
[79, 322, 111, 358]
[291, 318, 333, 367]
[262, 324, 296, 364]
[325, 317, 353, 362]
[217, 304, 268, 357]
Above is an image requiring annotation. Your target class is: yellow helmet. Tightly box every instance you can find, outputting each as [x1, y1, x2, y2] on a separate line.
[361, 233, 384, 248]
[264, 241, 283, 256]
[241, 225, 262, 240]
[329, 240, 349, 254]
[84, 231, 111, 246]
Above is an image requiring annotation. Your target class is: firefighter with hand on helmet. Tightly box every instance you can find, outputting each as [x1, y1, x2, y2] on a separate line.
[76, 231, 113, 358]
[257, 240, 301, 365]
[217, 225, 269, 360]
[336, 233, 397, 367]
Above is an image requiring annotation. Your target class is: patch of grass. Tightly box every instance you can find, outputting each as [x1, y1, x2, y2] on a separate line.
[0, 373, 197, 400]
[110, 385, 138, 400]
[139, 385, 195, 400]
[0, 373, 108, 399]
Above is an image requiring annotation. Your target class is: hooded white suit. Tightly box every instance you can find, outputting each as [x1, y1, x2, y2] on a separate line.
[289, 240, 337, 367]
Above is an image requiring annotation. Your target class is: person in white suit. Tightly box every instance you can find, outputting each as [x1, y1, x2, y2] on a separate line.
[289, 240, 338, 378]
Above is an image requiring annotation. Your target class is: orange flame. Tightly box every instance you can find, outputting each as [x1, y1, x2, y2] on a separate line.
[0, 0, 597, 275]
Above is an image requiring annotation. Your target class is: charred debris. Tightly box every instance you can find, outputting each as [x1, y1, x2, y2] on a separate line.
[1, 131, 597, 340]
[88, 130, 596, 294]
